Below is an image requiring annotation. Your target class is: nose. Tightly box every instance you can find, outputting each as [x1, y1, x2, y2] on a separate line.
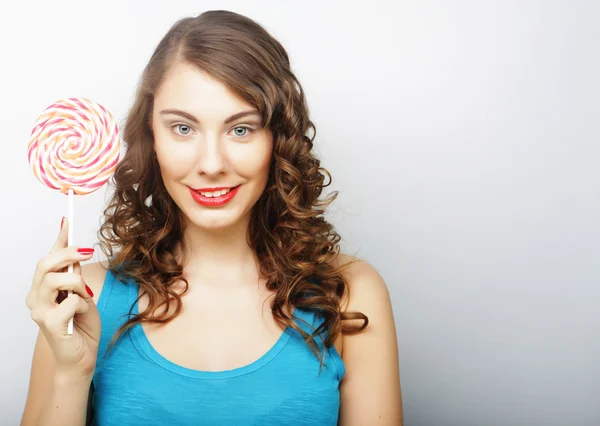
[196, 132, 227, 176]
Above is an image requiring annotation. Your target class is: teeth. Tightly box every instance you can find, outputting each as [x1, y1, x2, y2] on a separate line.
[199, 188, 230, 197]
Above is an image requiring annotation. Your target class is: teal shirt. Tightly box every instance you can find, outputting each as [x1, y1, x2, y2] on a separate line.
[90, 270, 345, 425]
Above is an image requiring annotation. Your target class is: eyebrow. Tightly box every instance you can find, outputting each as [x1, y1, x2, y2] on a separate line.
[159, 109, 260, 125]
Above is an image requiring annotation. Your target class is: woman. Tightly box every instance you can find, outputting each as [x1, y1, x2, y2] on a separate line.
[21, 10, 402, 426]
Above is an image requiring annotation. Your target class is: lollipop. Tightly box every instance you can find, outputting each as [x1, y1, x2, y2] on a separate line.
[28, 97, 120, 334]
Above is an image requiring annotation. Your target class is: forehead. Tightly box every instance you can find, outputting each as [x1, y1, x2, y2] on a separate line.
[154, 61, 252, 113]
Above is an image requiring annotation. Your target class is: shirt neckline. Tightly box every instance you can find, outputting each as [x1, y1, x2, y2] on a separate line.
[128, 282, 306, 380]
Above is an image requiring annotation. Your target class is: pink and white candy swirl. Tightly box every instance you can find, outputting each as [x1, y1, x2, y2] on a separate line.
[27, 97, 121, 195]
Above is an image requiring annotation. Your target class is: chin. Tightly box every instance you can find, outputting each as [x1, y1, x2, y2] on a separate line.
[185, 209, 247, 231]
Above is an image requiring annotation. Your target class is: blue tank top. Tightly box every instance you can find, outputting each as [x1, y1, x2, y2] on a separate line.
[90, 269, 345, 425]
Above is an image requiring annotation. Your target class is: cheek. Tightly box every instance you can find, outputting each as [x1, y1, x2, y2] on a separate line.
[159, 157, 188, 184]
[228, 141, 272, 180]
[155, 135, 197, 181]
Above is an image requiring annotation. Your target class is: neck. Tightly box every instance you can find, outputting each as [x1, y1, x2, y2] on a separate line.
[179, 215, 260, 287]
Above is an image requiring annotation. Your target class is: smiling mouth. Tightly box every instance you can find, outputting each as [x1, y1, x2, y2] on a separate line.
[195, 188, 234, 197]
[188, 185, 241, 207]
[189, 185, 242, 198]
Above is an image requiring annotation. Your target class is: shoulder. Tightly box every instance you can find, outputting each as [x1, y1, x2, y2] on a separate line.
[332, 252, 391, 315]
[81, 260, 110, 305]
[332, 253, 403, 423]
[328, 253, 395, 354]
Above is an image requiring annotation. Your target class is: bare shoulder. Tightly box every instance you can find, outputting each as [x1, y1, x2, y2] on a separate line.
[332, 252, 391, 314]
[81, 260, 109, 305]
[333, 253, 403, 424]
[328, 252, 395, 352]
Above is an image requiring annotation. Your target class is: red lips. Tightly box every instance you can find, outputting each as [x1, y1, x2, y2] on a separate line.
[188, 185, 240, 207]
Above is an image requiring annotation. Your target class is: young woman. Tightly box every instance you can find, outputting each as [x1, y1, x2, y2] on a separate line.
[21, 10, 402, 426]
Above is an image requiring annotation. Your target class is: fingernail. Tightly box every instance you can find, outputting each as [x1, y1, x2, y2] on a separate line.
[85, 284, 94, 297]
[77, 248, 95, 255]
[60, 217, 64, 230]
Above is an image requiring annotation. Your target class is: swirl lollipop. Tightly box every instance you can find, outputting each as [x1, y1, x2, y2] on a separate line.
[28, 97, 120, 334]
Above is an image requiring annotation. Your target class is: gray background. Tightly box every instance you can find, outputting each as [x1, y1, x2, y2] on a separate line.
[1, 1, 598, 425]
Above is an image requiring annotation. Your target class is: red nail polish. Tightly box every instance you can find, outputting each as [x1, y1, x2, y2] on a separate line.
[60, 217, 64, 230]
[77, 248, 95, 254]
[85, 285, 94, 298]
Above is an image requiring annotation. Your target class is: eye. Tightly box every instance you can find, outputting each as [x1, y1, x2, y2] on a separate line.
[172, 123, 193, 136]
[232, 126, 254, 138]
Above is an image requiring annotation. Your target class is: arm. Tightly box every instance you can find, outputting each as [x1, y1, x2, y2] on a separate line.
[21, 262, 106, 426]
[337, 256, 403, 425]
[36, 368, 92, 426]
[20, 331, 92, 426]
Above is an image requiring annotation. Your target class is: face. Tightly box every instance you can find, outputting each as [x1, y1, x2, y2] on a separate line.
[151, 61, 273, 231]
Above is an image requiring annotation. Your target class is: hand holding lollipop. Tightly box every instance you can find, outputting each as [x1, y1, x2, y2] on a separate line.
[27, 97, 120, 334]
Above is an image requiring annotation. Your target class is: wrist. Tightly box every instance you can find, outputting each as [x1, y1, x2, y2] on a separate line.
[53, 368, 94, 387]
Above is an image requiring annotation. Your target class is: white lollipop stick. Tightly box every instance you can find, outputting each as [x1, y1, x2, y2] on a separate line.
[67, 188, 75, 335]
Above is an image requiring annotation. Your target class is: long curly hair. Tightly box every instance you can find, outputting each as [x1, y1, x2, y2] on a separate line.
[98, 10, 368, 365]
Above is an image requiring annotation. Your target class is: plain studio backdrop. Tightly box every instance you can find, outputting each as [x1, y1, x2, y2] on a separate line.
[0, 1, 598, 425]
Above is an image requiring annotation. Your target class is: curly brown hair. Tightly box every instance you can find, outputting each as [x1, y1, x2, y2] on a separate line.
[98, 10, 368, 365]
